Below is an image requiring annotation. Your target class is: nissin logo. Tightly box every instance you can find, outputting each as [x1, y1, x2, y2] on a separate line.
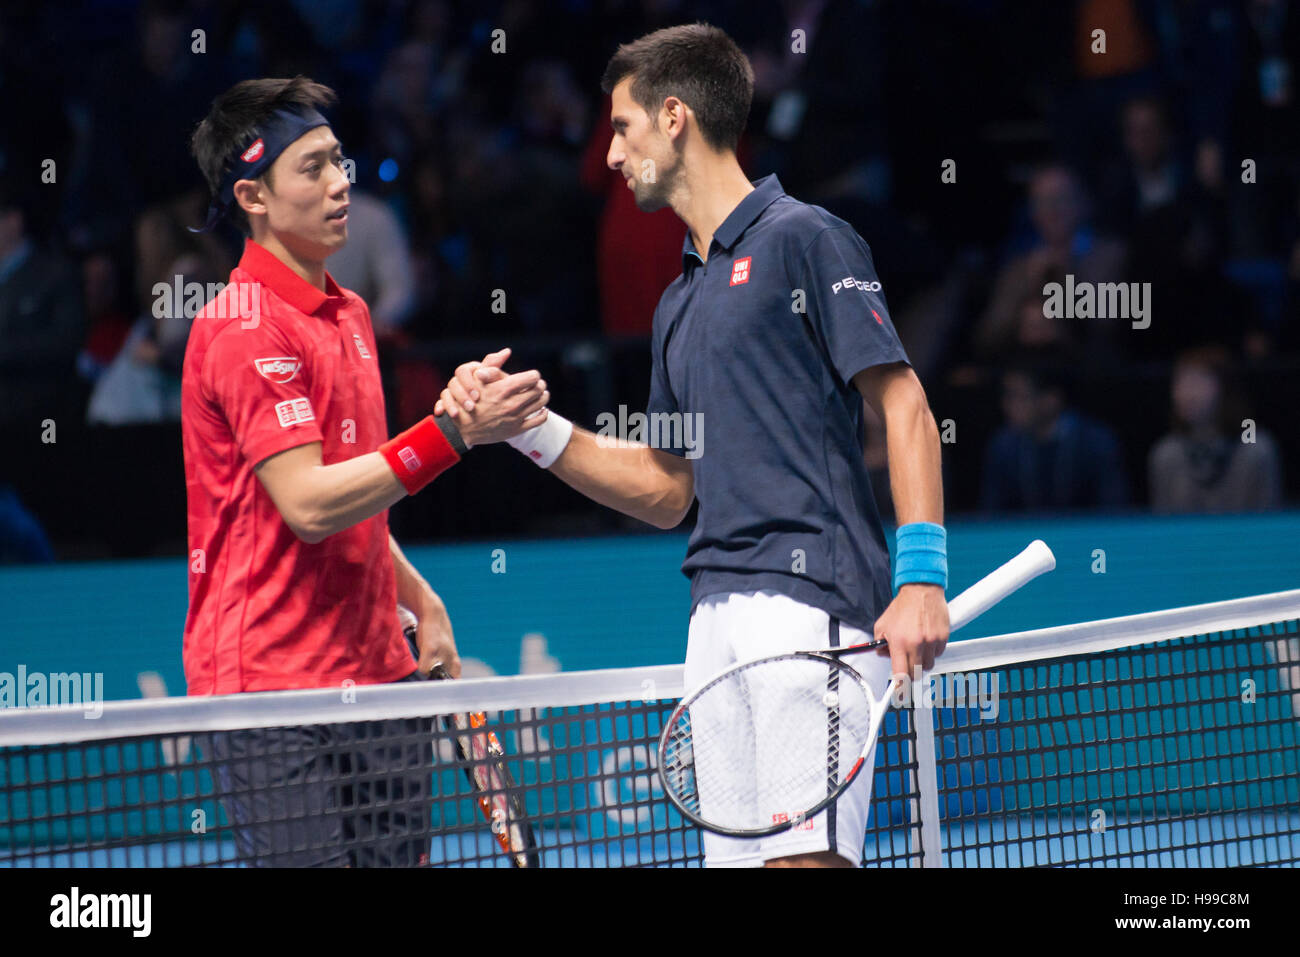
[254, 357, 301, 383]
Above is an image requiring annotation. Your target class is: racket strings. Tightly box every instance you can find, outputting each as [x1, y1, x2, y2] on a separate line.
[662, 655, 876, 833]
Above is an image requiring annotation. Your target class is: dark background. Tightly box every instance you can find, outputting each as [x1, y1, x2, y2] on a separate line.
[1, 0, 1297, 561]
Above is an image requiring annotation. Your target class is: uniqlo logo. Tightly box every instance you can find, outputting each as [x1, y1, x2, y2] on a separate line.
[398, 446, 422, 471]
[274, 397, 315, 428]
[730, 256, 751, 286]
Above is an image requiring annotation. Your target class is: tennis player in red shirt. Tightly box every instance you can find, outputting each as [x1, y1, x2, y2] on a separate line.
[181, 77, 546, 865]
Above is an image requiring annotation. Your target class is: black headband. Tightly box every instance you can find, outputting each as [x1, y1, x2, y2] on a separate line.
[191, 106, 330, 233]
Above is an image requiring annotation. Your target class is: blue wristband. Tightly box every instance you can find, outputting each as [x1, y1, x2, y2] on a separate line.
[894, 522, 947, 590]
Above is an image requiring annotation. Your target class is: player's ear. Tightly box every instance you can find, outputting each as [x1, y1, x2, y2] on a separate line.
[232, 179, 267, 218]
[661, 96, 687, 141]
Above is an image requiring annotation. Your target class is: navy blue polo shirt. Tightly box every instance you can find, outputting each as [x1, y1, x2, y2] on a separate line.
[647, 174, 910, 634]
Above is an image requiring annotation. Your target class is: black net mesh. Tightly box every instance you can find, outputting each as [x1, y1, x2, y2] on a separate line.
[0, 695, 919, 867]
[934, 621, 1300, 866]
[3, 617, 1295, 867]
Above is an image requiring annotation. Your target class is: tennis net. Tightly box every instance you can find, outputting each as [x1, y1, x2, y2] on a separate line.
[1, 589, 1297, 867]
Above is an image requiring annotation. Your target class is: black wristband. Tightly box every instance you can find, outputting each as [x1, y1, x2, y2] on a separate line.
[433, 411, 468, 456]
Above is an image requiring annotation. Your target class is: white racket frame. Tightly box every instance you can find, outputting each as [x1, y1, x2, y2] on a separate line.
[658, 540, 1057, 838]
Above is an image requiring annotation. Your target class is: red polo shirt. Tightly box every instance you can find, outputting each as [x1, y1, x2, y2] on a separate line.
[180, 239, 414, 694]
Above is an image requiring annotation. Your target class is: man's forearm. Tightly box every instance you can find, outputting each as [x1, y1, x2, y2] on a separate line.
[297, 452, 408, 542]
[884, 397, 944, 527]
[548, 427, 693, 529]
[390, 534, 433, 612]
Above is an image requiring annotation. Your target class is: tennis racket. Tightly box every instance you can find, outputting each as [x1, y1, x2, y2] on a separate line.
[401, 608, 540, 868]
[657, 539, 1056, 838]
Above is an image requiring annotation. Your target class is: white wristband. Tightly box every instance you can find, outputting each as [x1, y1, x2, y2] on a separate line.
[505, 411, 573, 468]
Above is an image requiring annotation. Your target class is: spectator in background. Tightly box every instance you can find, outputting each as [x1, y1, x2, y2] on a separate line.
[404, 152, 476, 337]
[133, 199, 233, 316]
[1013, 287, 1076, 350]
[975, 165, 1125, 359]
[64, 0, 230, 251]
[0, 483, 54, 563]
[1210, 0, 1300, 357]
[0, 184, 85, 435]
[1059, 0, 1160, 182]
[370, 36, 463, 175]
[1101, 95, 1234, 357]
[1148, 346, 1282, 511]
[1098, 95, 1188, 235]
[491, 58, 596, 332]
[1150, 1, 1239, 160]
[1228, 0, 1300, 259]
[580, 94, 686, 336]
[1284, 178, 1300, 351]
[88, 242, 216, 426]
[323, 190, 415, 337]
[76, 248, 133, 383]
[981, 353, 1129, 512]
[732, 0, 889, 201]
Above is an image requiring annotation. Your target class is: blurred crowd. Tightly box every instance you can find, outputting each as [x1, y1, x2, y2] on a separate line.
[1, 0, 1297, 561]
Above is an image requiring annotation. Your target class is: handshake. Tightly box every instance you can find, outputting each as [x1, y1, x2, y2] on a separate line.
[433, 347, 550, 449]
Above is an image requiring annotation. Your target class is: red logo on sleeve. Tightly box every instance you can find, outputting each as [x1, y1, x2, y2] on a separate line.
[241, 139, 265, 164]
[254, 357, 302, 383]
[871, 308, 884, 325]
[730, 256, 751, 286]
[274, 397, 315, 428]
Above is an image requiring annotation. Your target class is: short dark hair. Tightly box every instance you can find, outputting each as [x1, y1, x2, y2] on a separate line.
[600, 23, 754, 153]
[190, 76, 337, 235]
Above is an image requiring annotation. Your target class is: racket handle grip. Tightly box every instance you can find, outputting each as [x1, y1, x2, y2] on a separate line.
[946, 539, 1055, 632]
[400, 605, 451, 681]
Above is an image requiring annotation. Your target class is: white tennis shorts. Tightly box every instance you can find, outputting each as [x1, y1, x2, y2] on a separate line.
[683, 589, 894, 867]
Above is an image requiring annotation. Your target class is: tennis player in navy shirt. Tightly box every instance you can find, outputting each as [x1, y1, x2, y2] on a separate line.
[438, 23, 950, 868]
